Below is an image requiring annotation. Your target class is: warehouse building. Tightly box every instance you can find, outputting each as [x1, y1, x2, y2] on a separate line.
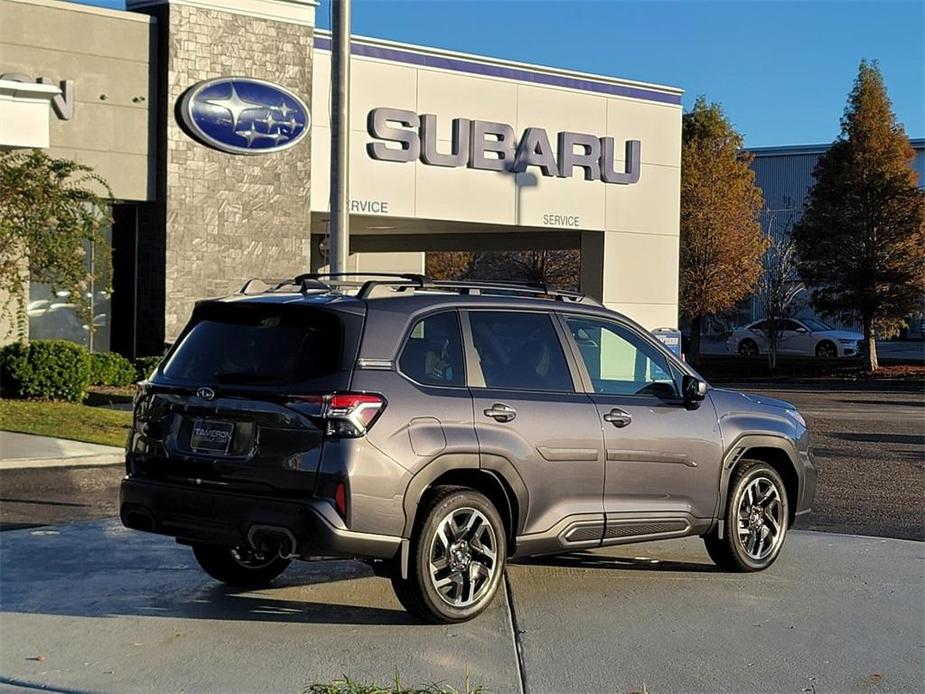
[0, 0, 683, 357]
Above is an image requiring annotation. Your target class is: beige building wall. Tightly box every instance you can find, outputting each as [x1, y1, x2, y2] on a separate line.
[0, 0, 155, 201]
[310, 35, 682, 329]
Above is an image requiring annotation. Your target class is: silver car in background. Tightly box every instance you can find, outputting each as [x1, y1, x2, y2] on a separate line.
[728, 318, 865, 358]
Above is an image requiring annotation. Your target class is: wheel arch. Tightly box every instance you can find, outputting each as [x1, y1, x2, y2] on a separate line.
[401, 453, 527, 552]
[717, 435, 801, 529]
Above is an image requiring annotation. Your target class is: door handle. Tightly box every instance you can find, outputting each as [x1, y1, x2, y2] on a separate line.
[603, 408, 632, 428]
[484, 403, 516, 423]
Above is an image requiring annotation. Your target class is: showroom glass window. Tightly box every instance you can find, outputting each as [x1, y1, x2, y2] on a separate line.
[468, 311, 573, 392]
[399, 311, 465, 387]
[566, 316, 676, 398]
[27, 215, 112, 352]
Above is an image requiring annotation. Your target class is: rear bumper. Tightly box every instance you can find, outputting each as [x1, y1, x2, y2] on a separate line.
[119, 477, 400, 560]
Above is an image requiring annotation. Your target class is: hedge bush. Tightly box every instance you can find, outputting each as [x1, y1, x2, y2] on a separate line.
[0, 340, 92, 402]
[134, 355, 164, 381]
[89, 351, 137, 387]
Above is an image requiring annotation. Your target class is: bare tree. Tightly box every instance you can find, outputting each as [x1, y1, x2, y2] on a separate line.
[756, 207, 804, 372]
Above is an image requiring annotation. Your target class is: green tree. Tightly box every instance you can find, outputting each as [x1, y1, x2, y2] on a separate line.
[0, 150, 112, 341]
[792, 60, 925, 371]
[680, 97, 766, 364]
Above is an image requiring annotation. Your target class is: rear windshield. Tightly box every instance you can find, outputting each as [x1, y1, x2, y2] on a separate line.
[160, 304, 359, 389]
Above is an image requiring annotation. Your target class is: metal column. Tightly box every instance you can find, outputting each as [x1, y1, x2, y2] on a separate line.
[328, 0, 351, 273]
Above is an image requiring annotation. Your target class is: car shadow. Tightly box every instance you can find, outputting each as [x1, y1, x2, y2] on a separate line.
[514, 550, 719, 573]
[133, 582, 422, 625]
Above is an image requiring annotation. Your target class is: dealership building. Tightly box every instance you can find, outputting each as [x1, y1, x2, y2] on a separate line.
[1, 0, 684, 357]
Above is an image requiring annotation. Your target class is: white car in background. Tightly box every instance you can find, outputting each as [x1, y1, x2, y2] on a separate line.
[727, 318, 865, 358]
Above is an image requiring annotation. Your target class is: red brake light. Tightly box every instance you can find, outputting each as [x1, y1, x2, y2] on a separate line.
[334, 481, 347, 519]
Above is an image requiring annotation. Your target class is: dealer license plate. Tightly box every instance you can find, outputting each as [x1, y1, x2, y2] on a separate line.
[190, 419, 235, 453]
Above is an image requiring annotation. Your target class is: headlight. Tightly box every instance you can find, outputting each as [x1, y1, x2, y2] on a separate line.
[786, 409, 806, 427]
[838, 338, 854, 344]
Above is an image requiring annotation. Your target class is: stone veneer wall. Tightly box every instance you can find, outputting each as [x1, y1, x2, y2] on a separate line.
[160, 3, 313, 340]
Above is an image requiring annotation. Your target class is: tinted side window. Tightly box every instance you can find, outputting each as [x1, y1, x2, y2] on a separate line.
[566, 316, 677, 398]
[399, 312, 465, 387]
[469, 311, 573, 392]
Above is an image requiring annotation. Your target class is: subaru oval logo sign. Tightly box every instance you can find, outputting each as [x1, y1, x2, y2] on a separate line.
[196, 387, 216, 400]
[179, 77, 310, 155]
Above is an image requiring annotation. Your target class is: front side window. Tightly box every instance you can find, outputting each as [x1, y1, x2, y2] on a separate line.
[399, 311, 465, 387]
[469, 311, 573, 392]
[566, 316, 676, 398]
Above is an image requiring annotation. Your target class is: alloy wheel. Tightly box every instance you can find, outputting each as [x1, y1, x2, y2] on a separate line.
[739, 340, 758, 356]
[735, 477, 785, 561]
[816, 342, 837, 358]
[428, 507, 498, 607]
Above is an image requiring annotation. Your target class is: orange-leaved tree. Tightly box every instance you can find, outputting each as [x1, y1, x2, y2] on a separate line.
[680, 97, 766, 364]
[792, 60, 925, 371]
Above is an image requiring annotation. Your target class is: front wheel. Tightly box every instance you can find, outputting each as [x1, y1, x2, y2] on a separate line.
[738, 339, 759, 356]
[704, 461, 789, 572]
[192, 543, 291, 587]
[391, 487, 506, 623]
[815, 340, 837, 358]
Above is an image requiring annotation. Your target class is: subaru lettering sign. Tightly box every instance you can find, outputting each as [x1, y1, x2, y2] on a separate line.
[179, 77, 310, 155]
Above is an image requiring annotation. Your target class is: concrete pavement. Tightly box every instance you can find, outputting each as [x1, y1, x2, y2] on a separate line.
[0, 431, 124, 469]
[2, 519, 922, 693]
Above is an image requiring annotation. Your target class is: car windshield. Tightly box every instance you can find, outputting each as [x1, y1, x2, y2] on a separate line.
[801, 318, 833, 332]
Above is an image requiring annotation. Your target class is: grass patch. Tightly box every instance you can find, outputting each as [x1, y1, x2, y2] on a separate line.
[305, 677, 483, 694]
[0, 399, 131, 448]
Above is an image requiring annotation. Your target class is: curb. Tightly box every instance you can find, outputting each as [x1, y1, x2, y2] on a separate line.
[0, 453, 125, 470]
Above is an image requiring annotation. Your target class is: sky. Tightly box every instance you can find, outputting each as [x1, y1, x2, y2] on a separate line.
[77, 0, 924, 147]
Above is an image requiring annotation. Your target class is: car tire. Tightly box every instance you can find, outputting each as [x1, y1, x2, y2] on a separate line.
[192, 543, 291, 587]
[738, 339, 759, 356]
[815, 340, 837, 358]
[390, 486, 507, 624]
[704, 460, 789, 572]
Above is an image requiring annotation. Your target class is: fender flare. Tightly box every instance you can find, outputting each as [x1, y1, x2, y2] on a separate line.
[400, 452, 529, 539]
[714, 433, 802, 525]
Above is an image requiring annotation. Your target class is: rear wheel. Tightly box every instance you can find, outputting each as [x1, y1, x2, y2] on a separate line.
[738, 339, 759, 356]
[192, 543, 291, 587]
[815, 340, 837, 358]
[704, 461, 789, 572]
[391, 487, 506, 623]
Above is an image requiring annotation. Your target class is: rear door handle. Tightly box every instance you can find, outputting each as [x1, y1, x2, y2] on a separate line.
[484, 403, 516, 423]
[603, 408, 632, 428]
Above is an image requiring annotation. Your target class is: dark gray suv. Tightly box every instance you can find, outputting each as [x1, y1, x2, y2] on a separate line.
[120, 273, 816, 623]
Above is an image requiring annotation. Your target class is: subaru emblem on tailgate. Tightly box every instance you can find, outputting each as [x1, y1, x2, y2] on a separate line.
[197, 387, 215, 400]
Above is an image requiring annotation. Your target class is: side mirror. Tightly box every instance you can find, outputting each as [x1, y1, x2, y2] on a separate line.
[795, 327, 808, 334]
[682, 375, 707, 409]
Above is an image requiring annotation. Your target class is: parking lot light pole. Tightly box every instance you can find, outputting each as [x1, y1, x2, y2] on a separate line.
[328, 0, 351, 274]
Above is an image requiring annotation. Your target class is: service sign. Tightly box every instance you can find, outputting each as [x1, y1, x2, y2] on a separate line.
[180, 77, 310, 155]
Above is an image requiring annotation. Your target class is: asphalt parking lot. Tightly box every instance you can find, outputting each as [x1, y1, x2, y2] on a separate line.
[1, 519, 921, 693]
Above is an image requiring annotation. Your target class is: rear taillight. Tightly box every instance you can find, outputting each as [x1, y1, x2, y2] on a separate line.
[291, 392, 386, 438]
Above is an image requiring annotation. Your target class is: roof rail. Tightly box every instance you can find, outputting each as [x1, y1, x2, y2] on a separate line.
[240, 272, 596, 304]
[294, 272, 428, 296]
[424, 279, 592, 303]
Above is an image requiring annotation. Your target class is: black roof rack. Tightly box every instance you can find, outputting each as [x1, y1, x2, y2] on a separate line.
[238, 272, 597, 304]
